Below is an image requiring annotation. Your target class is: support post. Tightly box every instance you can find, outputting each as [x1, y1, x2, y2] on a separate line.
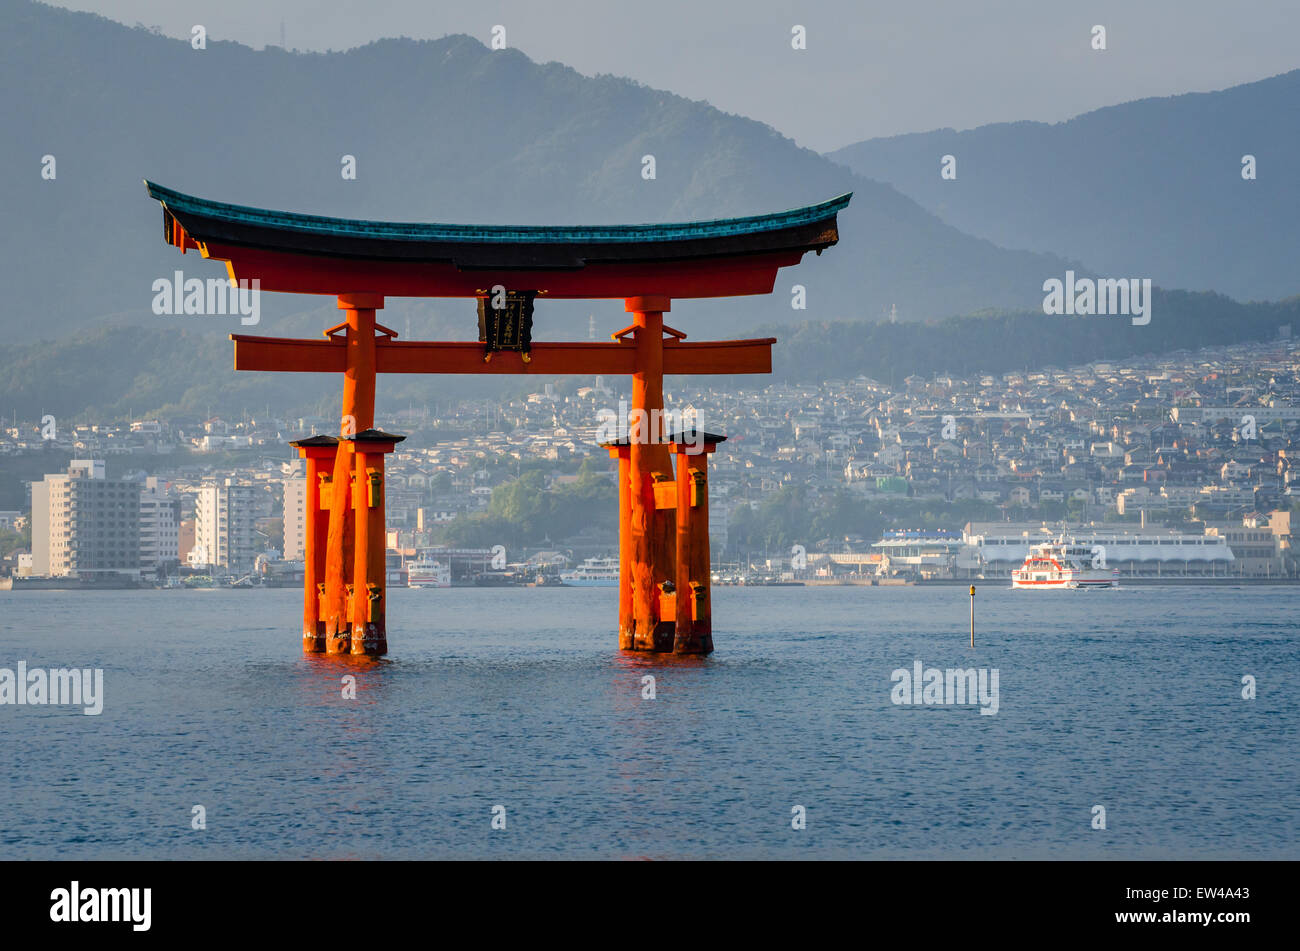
[314, 472, 331, 641]
[969, 585, 976, 648]
[289, 435, 339, 653]
[684, 452, 714, 653]
[347, 430, 404, 656]
[670, 432, 723, 654]
[603, 441, 635, 649]
[674, 446, 693, 647]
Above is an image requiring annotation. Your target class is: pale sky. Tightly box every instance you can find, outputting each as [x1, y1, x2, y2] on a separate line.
[51, 0, 1300, 152]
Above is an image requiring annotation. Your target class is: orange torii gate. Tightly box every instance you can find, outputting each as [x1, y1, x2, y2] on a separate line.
[145, 181, 849, 656]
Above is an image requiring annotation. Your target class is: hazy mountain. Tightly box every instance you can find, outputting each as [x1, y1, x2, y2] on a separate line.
[0, 0, 1075, 349]
[763, 291, 1299, 386]
[828, 70, 1300, 302]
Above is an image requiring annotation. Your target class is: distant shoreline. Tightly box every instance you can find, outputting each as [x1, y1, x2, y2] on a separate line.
[4, 577, 1299, 592]
[917, 577, 1300, 587]
[793, 577, 1300, 587]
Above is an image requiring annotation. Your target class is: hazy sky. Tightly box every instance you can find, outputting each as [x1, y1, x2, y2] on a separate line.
[52, 0, 1300, 152]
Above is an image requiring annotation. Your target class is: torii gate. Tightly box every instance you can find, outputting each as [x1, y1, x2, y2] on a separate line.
[145, 181, 849, 657]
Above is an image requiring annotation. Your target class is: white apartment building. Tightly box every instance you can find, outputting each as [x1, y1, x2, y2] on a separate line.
[1171, 406, 1300, 424]
[283, 475, 307, 562]
[139, 476, 180, 571]
[193, 479, 259, 574]
[31, 459, 142, 578]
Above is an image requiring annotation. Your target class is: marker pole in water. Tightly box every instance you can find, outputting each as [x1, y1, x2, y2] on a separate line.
[969, 585, 976, 648]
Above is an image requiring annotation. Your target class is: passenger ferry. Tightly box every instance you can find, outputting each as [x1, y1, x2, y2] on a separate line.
[407, 554, 451, 588]
[1011, 540, 1118, 589]
[560, 556, 619, 587]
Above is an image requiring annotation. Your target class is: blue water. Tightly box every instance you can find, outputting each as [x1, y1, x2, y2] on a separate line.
[0, 585, 1296, 859]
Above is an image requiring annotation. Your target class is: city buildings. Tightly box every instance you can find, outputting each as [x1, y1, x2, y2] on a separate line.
[2, 336, 1298, 583]
[283, 475, 306, 563]
[30, 460, 142, 579]
[193, 479, 259, 575]
[138, 476, 180, 572]
[963, 522, 1238, 578]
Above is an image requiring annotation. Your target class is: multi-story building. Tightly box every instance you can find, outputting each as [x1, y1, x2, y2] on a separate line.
[1204, 522, 1284, 576]
[963, 521, 1237, 578]
[1172, 406, 1300, 425]
[283, 476, 307, 563]
[31, 460, 142, 578]
[138, 477, 181, 572]
[193, 479, 259, 574]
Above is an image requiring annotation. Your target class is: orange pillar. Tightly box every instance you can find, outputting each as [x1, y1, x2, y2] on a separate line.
[348, 431, 404, 656]
[674, 446, 693, 647]
[603, 441, 634, 649]
[290, 435, 339, 653]
[313, 470, 332, 644]
[323, 293, 382, 654]
[670, 433, 720, 654]
[684, 450, 715, 653]
[626, 296, 676, 652]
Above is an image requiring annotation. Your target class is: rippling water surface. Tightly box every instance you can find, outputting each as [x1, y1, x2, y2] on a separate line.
[1, 585, 1296, 859]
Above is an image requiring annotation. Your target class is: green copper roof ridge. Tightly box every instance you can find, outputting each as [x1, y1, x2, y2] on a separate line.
[144, 180, 850, 245]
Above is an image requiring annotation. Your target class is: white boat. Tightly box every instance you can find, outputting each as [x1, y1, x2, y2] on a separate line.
[560, 556, 619, 587]
[407, 554, 451, 588]
[1011, 540, 1118, 589]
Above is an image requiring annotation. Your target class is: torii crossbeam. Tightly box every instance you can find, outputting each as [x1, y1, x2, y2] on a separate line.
[145, 181, 849, 657]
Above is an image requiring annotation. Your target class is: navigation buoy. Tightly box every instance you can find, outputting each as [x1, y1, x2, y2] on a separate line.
[969, 585, 976, 648]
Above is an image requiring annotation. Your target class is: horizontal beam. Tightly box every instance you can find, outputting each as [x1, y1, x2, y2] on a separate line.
[382, 340, 634, 375]
[231, 335, 776, 375]
[232, 335, 343, 372]
[662, 337, 774, 374]
[203, 243, 801, 299]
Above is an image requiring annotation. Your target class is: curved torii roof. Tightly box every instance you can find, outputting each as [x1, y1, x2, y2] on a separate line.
[144, 180, 850, 299]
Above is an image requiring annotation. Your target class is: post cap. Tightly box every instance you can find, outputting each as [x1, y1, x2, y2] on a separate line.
[343, 428, 408, 445]
[666, 430, 727, 445]
[289, 434, 340, 449]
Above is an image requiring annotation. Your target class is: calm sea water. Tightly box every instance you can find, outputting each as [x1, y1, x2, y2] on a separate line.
[0, 584, 1296, 859]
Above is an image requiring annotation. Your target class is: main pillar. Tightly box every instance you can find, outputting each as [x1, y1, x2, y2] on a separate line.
[289, 435, 339, 653]
[323, 293, 382, 653]
[625, 296, 677, 652]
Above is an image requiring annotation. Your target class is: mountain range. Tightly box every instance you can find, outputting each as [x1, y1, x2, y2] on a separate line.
[0, 0, 1297, 421]
[828, 70, 1300, 302]
[1, 0, 1073, 345]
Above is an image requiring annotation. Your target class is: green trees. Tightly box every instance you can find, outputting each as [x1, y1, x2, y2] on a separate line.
[723, 492, 1002, 555]
[429, 471, 453, 496]
[0, 524, 31, 561]
[437, 464, 617, 548]
[725, 487, 886, 552]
